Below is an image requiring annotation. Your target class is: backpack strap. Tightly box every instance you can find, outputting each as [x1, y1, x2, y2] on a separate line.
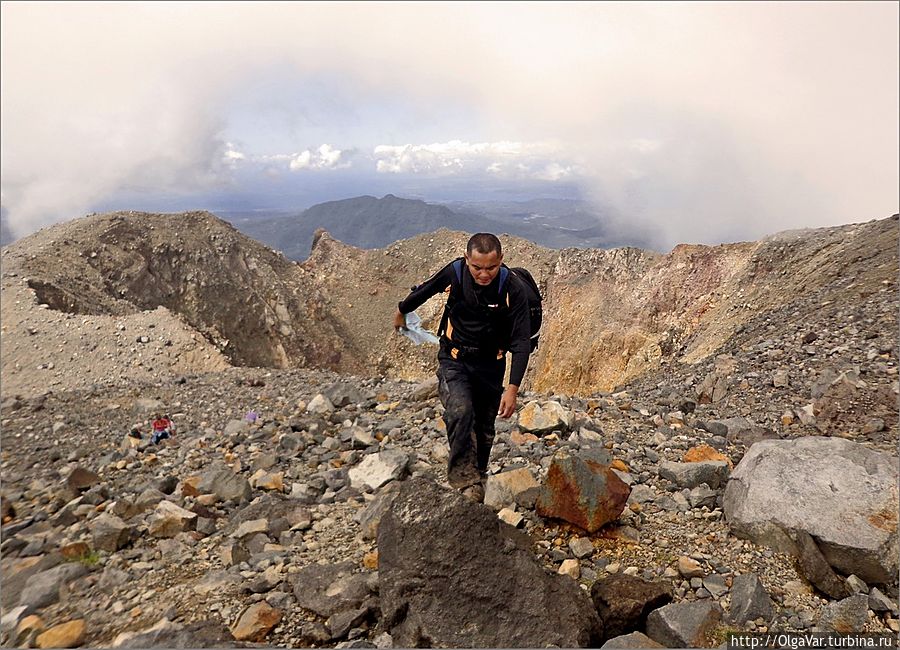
[439, 258, 465, 338]
[452, 258, 464, 286]
[497, 266, 509, 297]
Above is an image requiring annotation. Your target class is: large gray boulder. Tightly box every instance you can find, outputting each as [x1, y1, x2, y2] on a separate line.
[724, 438, 898, 584]
[377, 477, 602, 648]
[658, 461, 730, 490]
[198, 461, 252, 503]
[645, 601, 722, 648]
[347, 450, 409, 492]
[728, 574, 776, 625]
[19, 564, 88, 612]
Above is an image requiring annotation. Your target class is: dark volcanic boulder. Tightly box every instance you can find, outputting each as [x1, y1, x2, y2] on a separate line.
[377, 477, 602, 648]
[114, 619, 242, 647]
[591, 573, 674, 642]
[290, 561, 372, 617]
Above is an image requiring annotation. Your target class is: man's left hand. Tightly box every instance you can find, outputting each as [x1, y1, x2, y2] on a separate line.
[498, 385, 519, 418]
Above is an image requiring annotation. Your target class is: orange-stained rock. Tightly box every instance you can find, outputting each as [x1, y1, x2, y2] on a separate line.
[610, 459, 630, 472]
[181, 476, 202, 497]
[60, 541, 91, 560]
[510, 429, 539, 446]
[536, 453, 631, 533]
[683, 445, 733, 468]
[231, 602, 282, 642]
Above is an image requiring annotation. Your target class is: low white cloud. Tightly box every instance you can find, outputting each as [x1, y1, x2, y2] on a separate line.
[223, 142, 245, 168]
[533, 163, 575, 182]
[374, 140, 576, 181]
[289, 144, 351, 171]
[289, 151, 312, 170]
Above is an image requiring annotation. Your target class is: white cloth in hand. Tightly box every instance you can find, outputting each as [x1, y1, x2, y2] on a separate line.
[398, 311, 439, 345]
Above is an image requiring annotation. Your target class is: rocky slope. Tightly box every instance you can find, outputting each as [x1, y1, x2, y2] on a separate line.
[0, 210, 896, 648]
[0, 363, 896, 647]
[3, 210, 896, 404]
[303, 215, 898, 404]
[0, 211, 361, 398]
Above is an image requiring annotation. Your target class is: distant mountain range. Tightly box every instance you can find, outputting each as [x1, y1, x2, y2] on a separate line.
[0, 195, 641, 255]
[224, 195, 631, 260]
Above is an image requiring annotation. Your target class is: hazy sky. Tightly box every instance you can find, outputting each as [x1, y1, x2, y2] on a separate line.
[2, 1, 897, 250]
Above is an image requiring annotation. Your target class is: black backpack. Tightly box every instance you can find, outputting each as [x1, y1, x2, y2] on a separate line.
[440, 258, 543, 352]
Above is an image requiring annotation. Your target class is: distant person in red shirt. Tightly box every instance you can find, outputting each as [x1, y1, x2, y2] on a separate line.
[150, 413, 174, 445]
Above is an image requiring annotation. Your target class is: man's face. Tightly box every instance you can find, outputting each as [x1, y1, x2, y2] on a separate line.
[465, 249, 503, 286]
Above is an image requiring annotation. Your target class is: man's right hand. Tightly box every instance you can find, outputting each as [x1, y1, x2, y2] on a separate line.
[393, 309, 406, 331]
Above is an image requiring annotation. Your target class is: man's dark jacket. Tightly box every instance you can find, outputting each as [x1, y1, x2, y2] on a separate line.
[398, 259, 532, 386]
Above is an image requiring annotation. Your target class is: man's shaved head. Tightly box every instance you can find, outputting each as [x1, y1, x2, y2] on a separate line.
[467, 233, 502, 256]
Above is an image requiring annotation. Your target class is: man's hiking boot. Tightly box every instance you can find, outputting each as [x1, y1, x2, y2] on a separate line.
[461, 484, 485, 504]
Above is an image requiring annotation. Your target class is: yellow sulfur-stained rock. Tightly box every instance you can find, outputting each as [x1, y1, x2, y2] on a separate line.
[249, 470, 284, 491]
[558, 559, 581, 579]
[36, 620, 86, 648]
[510, 429, 539, 446]
[181, 476, 202, 497]
[231, 602, 282, 642]
[683, 445, 732, 468]
[16, 615, 45, 642]
[363, 550, 379, 570]
[59, 541, 91, 560]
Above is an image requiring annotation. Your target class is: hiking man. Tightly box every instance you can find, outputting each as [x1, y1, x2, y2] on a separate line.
[393, 233, 533, 502]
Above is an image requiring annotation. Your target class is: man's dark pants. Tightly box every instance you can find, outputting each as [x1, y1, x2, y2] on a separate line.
[436, 348, 505, 489]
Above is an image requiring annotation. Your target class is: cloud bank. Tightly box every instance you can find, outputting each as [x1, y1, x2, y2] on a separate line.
[1, 2, 897, 249]
[372, 140, 574, 180]
[289, 145, 351, 171]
